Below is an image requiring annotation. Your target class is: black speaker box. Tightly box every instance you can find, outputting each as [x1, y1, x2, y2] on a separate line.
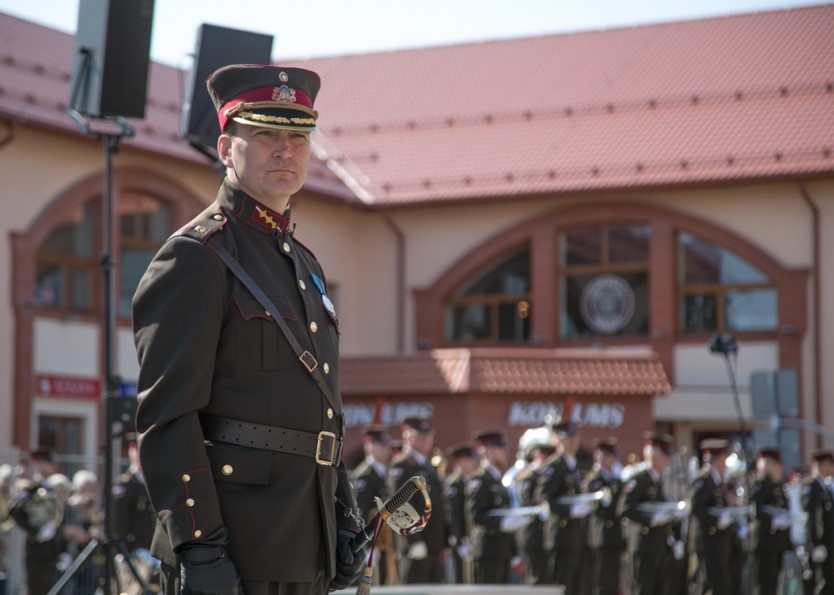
[69, 0, 155, 119]
[180, 24, 274, 152]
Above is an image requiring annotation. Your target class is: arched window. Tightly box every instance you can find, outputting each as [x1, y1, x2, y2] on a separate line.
[445, 245, 531, 343]
[677, 231, 777, 332]
[560, 223, 651, 338]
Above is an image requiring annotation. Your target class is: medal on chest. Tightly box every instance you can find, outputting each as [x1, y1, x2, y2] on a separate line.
[309, 273, 339, 329]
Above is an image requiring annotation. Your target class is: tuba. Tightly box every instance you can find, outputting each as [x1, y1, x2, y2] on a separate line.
[11, 479, 64, 538]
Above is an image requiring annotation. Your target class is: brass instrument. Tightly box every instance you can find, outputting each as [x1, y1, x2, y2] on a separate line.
[557, 488, 612, 508]
[636, 500, 690, 518]
[487, 501, 550, 522]
[11, 480, 64, 537]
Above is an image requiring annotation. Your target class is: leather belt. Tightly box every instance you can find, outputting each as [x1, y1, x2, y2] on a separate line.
[202, 415, 342, 466]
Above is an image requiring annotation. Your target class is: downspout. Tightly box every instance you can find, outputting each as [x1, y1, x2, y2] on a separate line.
[381, 212, 406, 353]
[799, 181, 822, 449]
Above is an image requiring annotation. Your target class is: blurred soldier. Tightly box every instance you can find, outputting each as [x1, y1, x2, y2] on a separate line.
[388, 417, 450, 583]
[749, 446, 791, 595]
[516, 429, 555, 585]
[9, 449, 65, 595]
[585, 437, 623, 595]
[536, 421, 590, 592]
[690, 438, 738, 595]
[444, 442, 479, 583]
[351, 426, 394, 585]
[803, 448, 834, 595]
[620, 432, 675, 595]
[467, 430, 519, 584]
[112, 434, 155, 553]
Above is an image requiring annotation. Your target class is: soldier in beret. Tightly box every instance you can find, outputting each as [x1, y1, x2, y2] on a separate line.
[803, 448, 834, 594]
[133, 64, 364, 595]
[535, 421, 589, 592]
[350, 426, 394, 585]
[620, 431, 675, 595]
[467, 430, 519, 584]
[387, 417, 450, 584]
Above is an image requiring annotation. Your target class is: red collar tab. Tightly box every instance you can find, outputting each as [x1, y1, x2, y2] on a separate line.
[237, 197, 289, 234]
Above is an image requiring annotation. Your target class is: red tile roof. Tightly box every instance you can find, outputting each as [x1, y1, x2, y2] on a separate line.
[340, 348, 671, 396]
[1, 6, 832, 206]
[296, 5, 834, 205]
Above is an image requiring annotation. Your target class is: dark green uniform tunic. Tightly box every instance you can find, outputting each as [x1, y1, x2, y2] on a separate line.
[133, 180, 357, 588]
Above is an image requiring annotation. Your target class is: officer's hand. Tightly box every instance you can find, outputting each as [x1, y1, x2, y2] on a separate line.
[717, 511, 733, 530]
[499, 514, 526, 533]
[407, 540, 428, 560]
[771, 513, 791, 530]
[570, 501, 593, 519]
[329, 529, 365, 592]
[650, 510, 670, 527]
[179, 545, 245, 595]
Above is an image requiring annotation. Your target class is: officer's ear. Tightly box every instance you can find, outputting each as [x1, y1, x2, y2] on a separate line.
[217, 129, 234, 168]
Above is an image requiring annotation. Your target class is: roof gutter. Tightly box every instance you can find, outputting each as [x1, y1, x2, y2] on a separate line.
[799, 181, 822, 449]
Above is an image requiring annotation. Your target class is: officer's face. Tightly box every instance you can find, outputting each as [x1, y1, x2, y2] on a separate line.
[219, 123, 311, 209]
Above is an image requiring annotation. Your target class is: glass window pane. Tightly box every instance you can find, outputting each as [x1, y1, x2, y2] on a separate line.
[448, 304, 491, 341]
[682, 293, 718, 332]
[41, 203, 94, 258]
[455, 247, 530, 297]
[35, 262, 63, 306]
[119, 248, 157, 317]
[563, 227, 601, 266]
[562, 272, 648, 338]
[679, 232, 769, 284]
[69, 267, 92, 310]
[121, 192, 170, 243]
[497, 301, 531, 342]
[725, 288, 777, 331]
[608, 224, 650, 264]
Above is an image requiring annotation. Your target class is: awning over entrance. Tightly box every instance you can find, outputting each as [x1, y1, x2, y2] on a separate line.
[340, 348, 671, 397]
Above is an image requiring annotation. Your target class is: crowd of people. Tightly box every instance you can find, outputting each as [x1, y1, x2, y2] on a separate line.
[350, 416, 834, 595]
[1, 417, 833, 594]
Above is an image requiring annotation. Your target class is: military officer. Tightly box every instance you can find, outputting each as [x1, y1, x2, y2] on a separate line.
[749, 446, 791, 595]
[133, 64, 364, 595]
[467, 430, 519, 584]
[585, 437, 624, 595]
[803, 448, 834, 595]
[620, 431, 675, 595]
[388, 417, 450, 583]
[444, 442, 479, 583]
[535, 421, 590, 592]
[690, 438, 738, 595]
[351, 426, 394, 585]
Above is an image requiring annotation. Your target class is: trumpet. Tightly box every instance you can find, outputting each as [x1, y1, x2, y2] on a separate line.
[707, 504, 754, 521]
[761, 505, 805, 524]
[636, 500, 690, 519]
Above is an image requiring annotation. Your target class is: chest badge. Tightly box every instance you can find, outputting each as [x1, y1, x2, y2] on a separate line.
[310, 273, 339, 327]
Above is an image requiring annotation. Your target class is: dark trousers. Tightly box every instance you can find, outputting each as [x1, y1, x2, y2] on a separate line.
[524, 546, 549, 584]
[400, 552, 443, 584]
[633, 547, 669, 595]
[591, 547, 622, 595]
[550, 548, 583, 593]
[757, 548, 785, 595]
[474, 556, 510, 584]
[701, 551, 733, 595]
[161, 563, 328, 595]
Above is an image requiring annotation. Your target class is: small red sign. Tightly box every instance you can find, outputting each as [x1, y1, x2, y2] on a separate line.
[34, 375, 102, 399]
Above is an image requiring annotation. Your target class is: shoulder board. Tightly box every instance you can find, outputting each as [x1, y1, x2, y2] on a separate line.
[176, 211, 228, 244]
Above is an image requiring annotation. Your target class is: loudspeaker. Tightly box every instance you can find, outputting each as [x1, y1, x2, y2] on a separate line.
[68, 0, 155, 119]
[180, 24, 273, 153]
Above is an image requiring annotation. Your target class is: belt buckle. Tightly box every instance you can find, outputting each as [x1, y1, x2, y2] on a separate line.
[316, 431, 337, 466]
[299, 351, 318, 373]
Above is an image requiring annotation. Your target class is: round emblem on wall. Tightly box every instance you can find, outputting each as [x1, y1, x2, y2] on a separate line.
[579, 274, 635, 334]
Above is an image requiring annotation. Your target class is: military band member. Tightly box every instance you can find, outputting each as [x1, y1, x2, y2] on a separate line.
[535, 421, 589, 592]
[620, 432, 675, 595]
[804, 448, 834, 595]
[351, 426, 394, 585]
[517, 434, 556, 585]
[585, 437, 624, 595]
[749, 446, 791, 595]
[133, 64, 364, 595]
[388, 417, 450, 583]
[467, 431, 519, 584]
[690, 438, 738, 595]
[444, 442, 479, 583]
[112, 434, 155, 554]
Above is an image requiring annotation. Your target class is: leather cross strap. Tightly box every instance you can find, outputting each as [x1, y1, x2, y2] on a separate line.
[205, 236, 342, 423]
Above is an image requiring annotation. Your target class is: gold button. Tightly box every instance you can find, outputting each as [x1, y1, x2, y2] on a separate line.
[222, 465, 233, 476]
[310, 321, 318, 333]
[282, 242, 291, 253]
[181, 474, 191, 483]
[323, 363, 330, 374]
[327, 408, 334, 419]
[193, 530, 202, 538]
[299, 280, 306, 290]
[186, 498, 195, 507]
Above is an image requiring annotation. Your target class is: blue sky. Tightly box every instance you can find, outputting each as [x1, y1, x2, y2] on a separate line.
[0, 0, 830, 66]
